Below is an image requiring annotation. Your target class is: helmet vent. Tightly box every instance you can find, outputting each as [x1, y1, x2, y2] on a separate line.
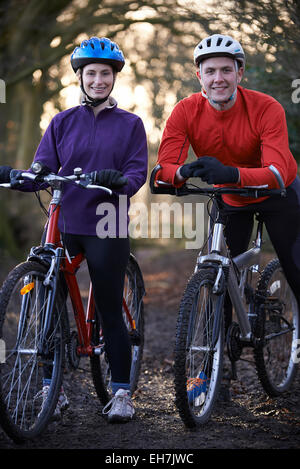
[193, 34, 245, 67]
[71, 36, 125, 72]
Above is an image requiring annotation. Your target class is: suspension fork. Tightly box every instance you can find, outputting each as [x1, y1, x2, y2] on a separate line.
[38, 247, 65, 355]
[16, 288, 32, 348]
[212, 294, 226, 348]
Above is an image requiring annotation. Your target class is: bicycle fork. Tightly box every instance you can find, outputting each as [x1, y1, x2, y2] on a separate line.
[38, 247, 65, 356]
[15, 247, 64, 357]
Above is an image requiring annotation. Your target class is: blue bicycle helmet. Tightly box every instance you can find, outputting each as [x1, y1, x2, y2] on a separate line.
[71, 37, 125, 73]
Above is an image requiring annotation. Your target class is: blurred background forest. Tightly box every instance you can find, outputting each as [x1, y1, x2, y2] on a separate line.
[0, 0, 299, 260]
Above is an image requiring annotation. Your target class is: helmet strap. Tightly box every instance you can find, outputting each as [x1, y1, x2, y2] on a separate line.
[79, 68, 116, 108]
[199, 58, 239, 108]
[202, 88, 237, 108]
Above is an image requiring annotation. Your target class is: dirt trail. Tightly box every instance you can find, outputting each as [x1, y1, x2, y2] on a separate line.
[0, 247, 299, 452]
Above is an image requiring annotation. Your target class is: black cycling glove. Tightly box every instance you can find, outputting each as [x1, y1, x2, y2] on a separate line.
[10, 169, 24, 188]
[91, 169, 128, 189]
[0, 165, 13, 183]
[180, 156, 239, 185]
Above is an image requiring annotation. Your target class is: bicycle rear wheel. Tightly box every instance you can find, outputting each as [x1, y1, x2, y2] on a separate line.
[90, 254, 145, 404]
[254, 258, 299, 396]
[174, 268, 224, 428]
[0, 261, 64, 443]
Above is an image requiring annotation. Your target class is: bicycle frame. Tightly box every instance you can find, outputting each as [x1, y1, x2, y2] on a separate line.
[149, 163, 285, 342]
[38, 185, 96, 356]
[196, 210, 263, 340]
[37, 181, 135, 357]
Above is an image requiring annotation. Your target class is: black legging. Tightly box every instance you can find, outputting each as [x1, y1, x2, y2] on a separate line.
[62, 234, 131, 384]
[219, 176, 300, 330]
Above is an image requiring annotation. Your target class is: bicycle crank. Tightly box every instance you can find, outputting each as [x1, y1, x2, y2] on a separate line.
[66, 330, 81, 369]
[129, 329, 141, 346]
[226, 321, 243, 372]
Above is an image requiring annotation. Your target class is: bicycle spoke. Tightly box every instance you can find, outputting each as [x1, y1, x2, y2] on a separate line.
[0, 261, 63, 442]
[254, 259, 299, 395]
[174, 268, 224, 427]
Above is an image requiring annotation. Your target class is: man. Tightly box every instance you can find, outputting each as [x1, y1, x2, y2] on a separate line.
[155, 33, 300, 385]
[157, 34, 297, 192]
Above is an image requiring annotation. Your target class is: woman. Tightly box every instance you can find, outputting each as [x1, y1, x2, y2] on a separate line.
[0, 37, 148, 422]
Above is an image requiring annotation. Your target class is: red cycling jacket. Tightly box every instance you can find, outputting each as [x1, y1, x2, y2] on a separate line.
[156, 86, 297, 206]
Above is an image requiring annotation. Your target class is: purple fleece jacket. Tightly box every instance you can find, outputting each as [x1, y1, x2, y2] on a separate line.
[25, 102, 148, 236]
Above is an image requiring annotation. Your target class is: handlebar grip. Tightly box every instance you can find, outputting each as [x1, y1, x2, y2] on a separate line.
[247, 188, 286, 198]
[149, 164, 177, 195]
[268, 165, 286, 196]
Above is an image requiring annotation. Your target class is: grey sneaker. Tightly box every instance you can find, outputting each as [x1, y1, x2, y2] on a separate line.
[36, 385, 69, 420]
[102, 389, 135, 423]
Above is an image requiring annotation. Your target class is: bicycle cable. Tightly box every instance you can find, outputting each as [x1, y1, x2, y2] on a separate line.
[34, 188, 52, 217]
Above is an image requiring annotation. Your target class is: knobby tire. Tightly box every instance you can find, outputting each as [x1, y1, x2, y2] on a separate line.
[174, 268, 224, 428]
[0, 261, 64, 443]
[254, 258, 299, 396]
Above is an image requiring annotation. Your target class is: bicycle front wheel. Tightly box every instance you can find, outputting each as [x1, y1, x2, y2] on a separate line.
[174, 268, 224, 428]
[90, 254, 145, 404]
[254, 258, 300, 396]
[0, 261, 64, 443]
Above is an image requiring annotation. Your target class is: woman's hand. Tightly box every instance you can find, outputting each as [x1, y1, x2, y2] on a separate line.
[0, 166, 13, 183]
[91, 169, 128, 189]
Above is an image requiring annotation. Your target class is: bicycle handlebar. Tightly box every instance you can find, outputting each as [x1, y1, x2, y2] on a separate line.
[149, 164, 287, 198]
[0, 168, 114, 195]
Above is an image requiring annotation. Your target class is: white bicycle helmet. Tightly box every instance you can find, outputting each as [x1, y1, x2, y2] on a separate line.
[194, 34, 245, 68]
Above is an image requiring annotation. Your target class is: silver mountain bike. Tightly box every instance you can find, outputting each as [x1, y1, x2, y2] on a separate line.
[150, 165, 299, 428]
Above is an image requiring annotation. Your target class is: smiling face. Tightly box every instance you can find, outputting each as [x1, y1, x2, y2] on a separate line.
[81, 63, 115, 101]
[197, 56, 244, 109]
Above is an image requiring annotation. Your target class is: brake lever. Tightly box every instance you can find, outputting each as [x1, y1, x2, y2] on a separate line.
[76, 178, 91, 188]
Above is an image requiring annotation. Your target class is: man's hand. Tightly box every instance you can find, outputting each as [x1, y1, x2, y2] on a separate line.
[179, 156, 239, 184]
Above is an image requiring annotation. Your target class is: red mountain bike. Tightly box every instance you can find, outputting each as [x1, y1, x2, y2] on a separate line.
[0, 165, 145, 443]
